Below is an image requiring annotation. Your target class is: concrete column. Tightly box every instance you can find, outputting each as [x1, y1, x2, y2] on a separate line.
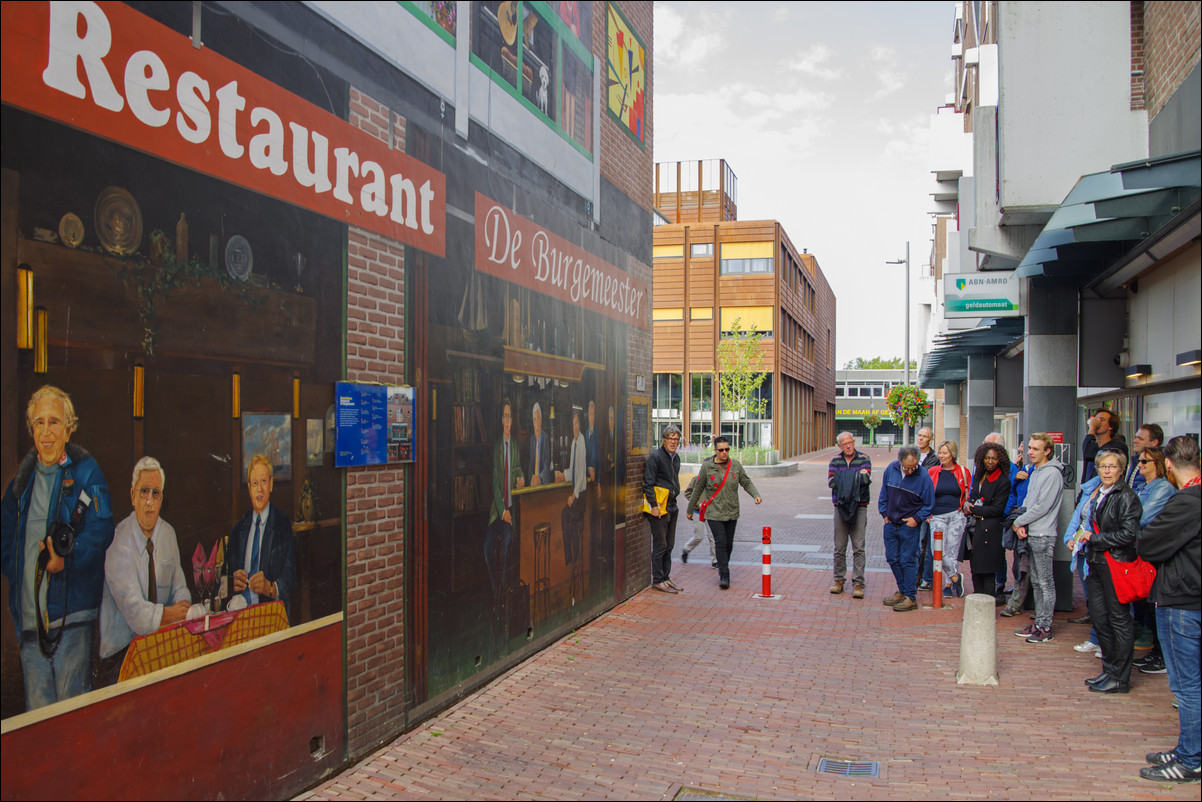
[1023, 282, 1078, 612]
[966, 355, 995, 449]
[943, 383, 961, 449]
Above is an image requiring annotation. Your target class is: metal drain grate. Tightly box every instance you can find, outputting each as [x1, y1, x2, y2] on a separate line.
[816, 758, 880, 778]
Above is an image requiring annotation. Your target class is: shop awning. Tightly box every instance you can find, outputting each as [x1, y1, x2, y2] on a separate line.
[1014, 149, 1201, 284]
[918, 317, 1025, 389]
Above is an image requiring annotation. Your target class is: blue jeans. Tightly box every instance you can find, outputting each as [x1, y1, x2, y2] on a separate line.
[18, 623, 94, 711]
[883, 521, 919, 599]
[1157, 606, 1200, 769]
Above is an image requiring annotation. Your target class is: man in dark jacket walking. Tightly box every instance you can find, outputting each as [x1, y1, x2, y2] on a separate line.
[828, 432, 871, 599]
[1136, 435, 1201, 783]
[643, 425, 683, 594]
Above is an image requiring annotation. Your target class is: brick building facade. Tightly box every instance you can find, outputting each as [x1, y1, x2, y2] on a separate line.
[1, 2, 656, 797]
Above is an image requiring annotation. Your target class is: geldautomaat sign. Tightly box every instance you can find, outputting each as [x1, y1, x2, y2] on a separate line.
[943, 272, 1021, 318]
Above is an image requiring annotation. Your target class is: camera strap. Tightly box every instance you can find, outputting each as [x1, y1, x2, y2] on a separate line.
[34, 487, 91, 658]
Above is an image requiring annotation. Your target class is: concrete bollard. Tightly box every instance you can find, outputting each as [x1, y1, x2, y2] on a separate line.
[956, 593, 999, 686]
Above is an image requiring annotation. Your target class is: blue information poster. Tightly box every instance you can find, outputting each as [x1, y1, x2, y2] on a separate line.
[334, 382, 417, 467]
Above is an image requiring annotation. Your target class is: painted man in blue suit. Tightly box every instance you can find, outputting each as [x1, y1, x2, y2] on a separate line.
[227, 454, 296, 621]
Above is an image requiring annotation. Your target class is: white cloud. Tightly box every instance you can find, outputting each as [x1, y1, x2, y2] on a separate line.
[654, 4, 722, 68]
[868, 45, 907, 99]
[786, 45, 842, 81]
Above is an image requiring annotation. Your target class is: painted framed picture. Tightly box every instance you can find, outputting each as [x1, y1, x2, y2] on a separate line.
[243, 413, 292, 481]
[630, 394, 650, 456]
[306, 418, 324, 467]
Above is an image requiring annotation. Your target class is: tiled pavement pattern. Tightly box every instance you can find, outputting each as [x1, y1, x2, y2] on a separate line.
[300, 448, 1195, 800]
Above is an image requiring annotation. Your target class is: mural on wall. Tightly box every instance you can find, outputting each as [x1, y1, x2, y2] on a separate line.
[0, 1, 346, 720]
[407, 189, 645, 701]
[606, 2, 646, 146]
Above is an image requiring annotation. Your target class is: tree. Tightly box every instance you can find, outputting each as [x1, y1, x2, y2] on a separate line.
[862, 412, 882, 446]
[716, 318, 768, 447]
[842, 356, 917, 370]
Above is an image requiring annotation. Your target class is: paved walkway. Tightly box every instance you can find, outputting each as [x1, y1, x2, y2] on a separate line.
[300, 447, 1195, 800]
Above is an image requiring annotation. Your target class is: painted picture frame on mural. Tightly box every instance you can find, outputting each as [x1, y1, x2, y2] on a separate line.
[606, 1, 646, 148]
[243, 413, 292, 482]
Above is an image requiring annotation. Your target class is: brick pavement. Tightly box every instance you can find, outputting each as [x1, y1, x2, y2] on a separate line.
[300, 447, 1196, 800]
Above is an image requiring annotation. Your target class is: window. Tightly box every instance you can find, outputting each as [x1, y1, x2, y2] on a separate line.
[653, 244, 683, 259]
[690, 373, 714, 445]
[652, 373, 683, 432]
[720, 242, 774, 275]
[468, 2, 595, 151]
[690, 242, 713, 257]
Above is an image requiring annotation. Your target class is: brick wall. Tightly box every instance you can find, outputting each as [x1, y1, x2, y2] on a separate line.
[345, 87, 409, 754]
[1143, 0, 1202, 120]
[1131, 1, 1146, 110]
[597, 2, 654, 214]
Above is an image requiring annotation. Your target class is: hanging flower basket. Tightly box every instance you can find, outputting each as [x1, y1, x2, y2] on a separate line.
[885, 385, 930, 428]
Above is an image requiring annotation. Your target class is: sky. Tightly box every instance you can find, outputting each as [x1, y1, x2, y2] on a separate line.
[653, 1, 957, 367]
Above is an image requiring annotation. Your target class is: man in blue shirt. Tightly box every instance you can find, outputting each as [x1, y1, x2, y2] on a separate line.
[878, 445, 934, 612]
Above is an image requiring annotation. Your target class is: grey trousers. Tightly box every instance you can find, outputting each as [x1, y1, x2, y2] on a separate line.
[1027, 536, 1056, 630]
[833, 507, 867, 586]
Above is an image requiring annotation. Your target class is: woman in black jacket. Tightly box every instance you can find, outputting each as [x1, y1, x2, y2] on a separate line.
[1080, 450, 1144, 694]
[964, 442, 1011, 598]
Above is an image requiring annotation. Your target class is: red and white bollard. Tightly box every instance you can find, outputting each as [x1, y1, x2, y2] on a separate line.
[932, 528, 944, 609]
[755, 526, 781, 600]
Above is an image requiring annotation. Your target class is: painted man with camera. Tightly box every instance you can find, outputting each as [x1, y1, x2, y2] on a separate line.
[1, 385, 114, 710]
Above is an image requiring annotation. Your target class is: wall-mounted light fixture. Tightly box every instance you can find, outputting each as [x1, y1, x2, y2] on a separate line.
[17, 263, 33, 350]
[133, 363, 145, 419]
[1125, 364, 1152, 379]
[292, 373, 301, 419]
[232, 371, 241, 419]
[1176, 349, 1202, 367]
[33, 306, 47, 374]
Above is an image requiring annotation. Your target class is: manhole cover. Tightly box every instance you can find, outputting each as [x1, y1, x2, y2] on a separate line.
[816, 758, 880, 778]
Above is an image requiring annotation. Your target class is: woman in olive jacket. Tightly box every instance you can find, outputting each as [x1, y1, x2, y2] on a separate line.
[686, 436, 761, 590]
[964, 441, 1011, 598]
[1079, 450, 1144, 693]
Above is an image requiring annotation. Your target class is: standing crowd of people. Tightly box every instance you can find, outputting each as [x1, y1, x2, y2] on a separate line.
[644, 418, 1198, 785]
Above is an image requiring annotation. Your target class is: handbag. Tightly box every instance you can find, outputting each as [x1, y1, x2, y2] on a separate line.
[1105, 551, 1156, 604]
[641, 485, 670, 516]
[697, 460, 732, 522]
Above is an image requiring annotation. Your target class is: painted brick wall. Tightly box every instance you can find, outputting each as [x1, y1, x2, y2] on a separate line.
[1144, 1, 1201, 120]
[624, 254, 653, 598]
[597, 2, 654, 214]
[346, 87, 409, 754]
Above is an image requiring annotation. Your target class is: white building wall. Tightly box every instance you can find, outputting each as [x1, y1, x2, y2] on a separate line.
[997, 2, 1147, 218]
[1127, 243, 1202, 384]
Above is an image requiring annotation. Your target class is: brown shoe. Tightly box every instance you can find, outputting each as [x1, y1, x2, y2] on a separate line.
[830, 580, 845, 595]
[666, 579, 684, 592]
[852, 584, 865, 599]
[882, 591, 904, 606]
[652, 581, 678, 594]
[893, 597, 918, 612]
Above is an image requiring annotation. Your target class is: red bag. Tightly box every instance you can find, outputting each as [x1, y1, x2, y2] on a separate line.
[698, 460, 731, 523]
[1104, 551, 1156, 604]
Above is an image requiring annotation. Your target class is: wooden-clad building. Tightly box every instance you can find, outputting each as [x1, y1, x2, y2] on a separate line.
[651, 160, 837, 458]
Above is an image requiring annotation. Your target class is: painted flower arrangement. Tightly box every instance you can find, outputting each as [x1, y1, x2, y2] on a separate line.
[885, 385, 930, 428]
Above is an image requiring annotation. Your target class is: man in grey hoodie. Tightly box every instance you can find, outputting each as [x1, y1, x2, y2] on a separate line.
[1010, 433, 1064, 643]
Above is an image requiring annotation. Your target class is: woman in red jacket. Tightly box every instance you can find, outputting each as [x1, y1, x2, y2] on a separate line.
[926, 441, 972, 597]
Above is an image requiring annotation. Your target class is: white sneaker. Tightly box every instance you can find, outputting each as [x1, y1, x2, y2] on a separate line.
[1073, 640, 1099, 653]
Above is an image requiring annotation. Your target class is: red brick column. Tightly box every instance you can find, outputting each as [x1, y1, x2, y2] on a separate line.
[346, 88, 409, 754]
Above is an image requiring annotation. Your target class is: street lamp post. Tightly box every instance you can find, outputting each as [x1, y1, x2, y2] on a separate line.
[886, 243, 911, 446]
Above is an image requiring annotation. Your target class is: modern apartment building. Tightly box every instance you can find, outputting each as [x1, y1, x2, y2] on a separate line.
[651, 160, 837, 458]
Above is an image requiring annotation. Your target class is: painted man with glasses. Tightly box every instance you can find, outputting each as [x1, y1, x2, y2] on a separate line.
[99, 456, 191, 683]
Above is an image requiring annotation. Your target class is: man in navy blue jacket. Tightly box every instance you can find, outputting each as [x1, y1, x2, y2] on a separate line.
[878, 445, 934, 612]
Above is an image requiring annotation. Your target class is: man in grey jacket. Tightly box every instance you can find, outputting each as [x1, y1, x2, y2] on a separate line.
[1009, 433, 1064, 643]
